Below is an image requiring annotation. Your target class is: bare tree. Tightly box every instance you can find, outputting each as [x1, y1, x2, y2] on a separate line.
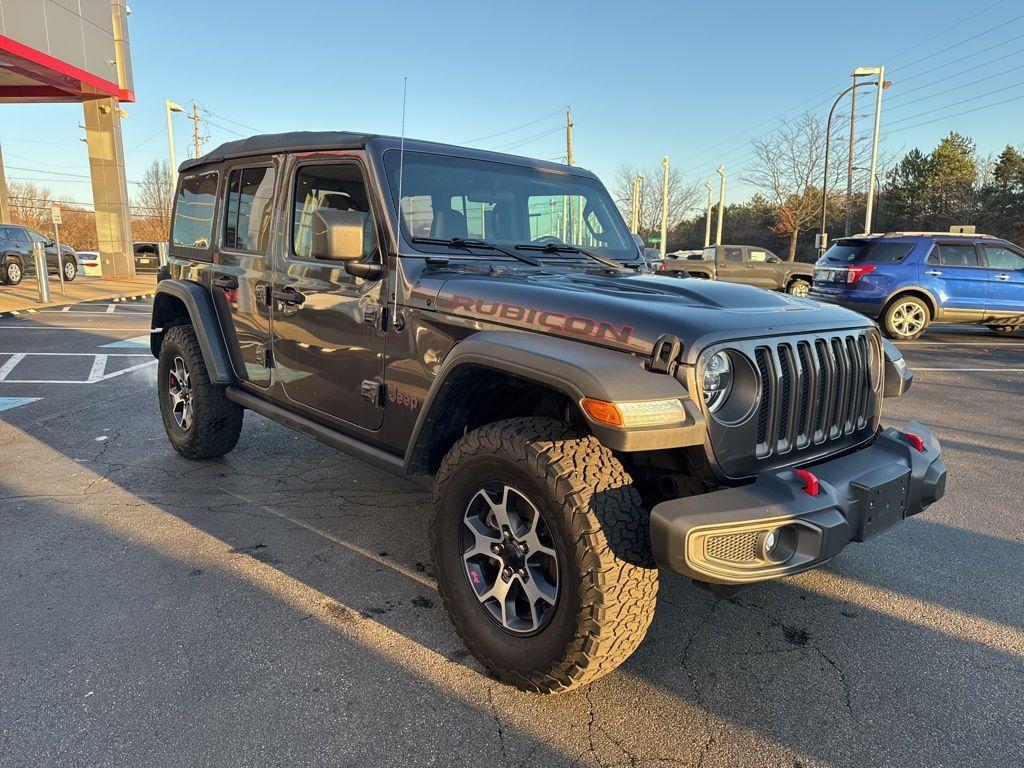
[133, 159, 174, 242]
[613, 164, 701, 244]
[743, 113, 840, 260]
[7, 180, 53, 232]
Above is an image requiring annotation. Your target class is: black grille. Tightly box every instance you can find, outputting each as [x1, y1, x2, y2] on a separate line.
[753, 331, 876, 459]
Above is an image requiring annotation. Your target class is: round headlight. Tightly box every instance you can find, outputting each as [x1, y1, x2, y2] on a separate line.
[702, 351, 733, 413]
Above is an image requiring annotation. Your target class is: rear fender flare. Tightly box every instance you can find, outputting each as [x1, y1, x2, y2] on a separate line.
[150, 279, 235, 385]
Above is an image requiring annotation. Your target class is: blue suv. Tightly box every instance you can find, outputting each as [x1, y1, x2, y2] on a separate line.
[808, 232, 1024, 340]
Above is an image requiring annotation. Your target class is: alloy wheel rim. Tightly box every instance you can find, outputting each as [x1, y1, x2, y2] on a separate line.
[892, 302, 925, 336]
[167, 356, 193, 430]
[64, 261, 75, 279]
[791, 284, 809, 296]
[461, 483, 559, 635]
[8, 263, 20, 282]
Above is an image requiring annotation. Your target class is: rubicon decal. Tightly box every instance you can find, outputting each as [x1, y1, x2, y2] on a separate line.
[444, 295, 635, 345]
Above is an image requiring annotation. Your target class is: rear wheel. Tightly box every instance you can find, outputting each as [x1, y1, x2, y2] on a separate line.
[883, 296, 930, 340]
[787, 278, 811, 297]
[62, 257, 77, 282]
[157, 325, 243, 459]
[431, 417, 658, 693]
[2, 257, 23, 286]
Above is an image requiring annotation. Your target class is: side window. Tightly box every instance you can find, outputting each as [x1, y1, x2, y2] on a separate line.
[935, 243, 979, 267]
[172, 171, 219, 250]
[702, 247, 716, 261]
[749, 249, 767, 262]
[10, 228, 30, 245]
[984, 245, 1024, 271]
[224, 166, 277, 252]
[867, 242, 913, 263]
[292, 163, 377, 260]
[723, 247, 743, 262]
[27, 230, 48, 244]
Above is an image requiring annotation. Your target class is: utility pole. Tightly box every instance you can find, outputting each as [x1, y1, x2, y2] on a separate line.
[0, 139, 10, 224]
[659, 156, 669, 259]
[703, 179, 713, 248]
[565, 108, 574, 167]
[845, 72, 860, 237]
[630, 172, 643, 234]
[864, 66, 886, 235]
[715, 165, 726, 246]
[188, 100, 203, 158]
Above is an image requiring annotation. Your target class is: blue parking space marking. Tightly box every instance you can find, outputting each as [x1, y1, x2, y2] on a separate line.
[0, 397, 41, 412]
[101, 334, 150, 349]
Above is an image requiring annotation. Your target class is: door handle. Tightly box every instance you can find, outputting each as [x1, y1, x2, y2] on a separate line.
[995, 274, 1010, 281]
[925, 270, 942, 276]
[212, 275, 238, 290]
[271, 287, 306, 305]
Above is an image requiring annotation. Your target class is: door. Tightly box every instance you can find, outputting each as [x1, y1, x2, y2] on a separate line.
[923, 242, 988, 319]
[271, 158, 386, 431]
[25, 229, 56, 272]
[716, 246, 748, 283]
[209, 162, 277, 387]
[7, 228, 34, 271]
[744, 247, 780, 289]
[980, 243, 1024, 319]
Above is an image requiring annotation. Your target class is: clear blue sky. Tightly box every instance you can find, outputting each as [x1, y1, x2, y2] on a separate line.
[4, 0, 1023, 209]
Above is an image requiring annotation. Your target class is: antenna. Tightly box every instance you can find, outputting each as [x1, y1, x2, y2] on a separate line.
[390, 77, 408, 330]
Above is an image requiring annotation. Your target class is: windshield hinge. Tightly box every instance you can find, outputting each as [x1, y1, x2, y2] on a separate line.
[648, 334, 683, 376]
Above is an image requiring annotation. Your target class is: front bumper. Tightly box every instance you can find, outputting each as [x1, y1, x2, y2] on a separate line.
[650, 422, 946, 584]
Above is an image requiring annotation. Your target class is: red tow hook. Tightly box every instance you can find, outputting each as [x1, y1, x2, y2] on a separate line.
[902, 432, 927, 453]
[794, 469, 820, 497]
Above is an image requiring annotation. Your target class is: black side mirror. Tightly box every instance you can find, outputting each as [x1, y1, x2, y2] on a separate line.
[768, 255, 781, 263]
[312, 208, 368, 262]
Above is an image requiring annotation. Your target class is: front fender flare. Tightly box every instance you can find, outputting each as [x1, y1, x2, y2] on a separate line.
[404, 330, 705, 473]
[151, 279, 235, 385]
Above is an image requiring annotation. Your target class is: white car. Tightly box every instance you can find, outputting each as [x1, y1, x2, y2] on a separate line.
[77, 251, 101, 276]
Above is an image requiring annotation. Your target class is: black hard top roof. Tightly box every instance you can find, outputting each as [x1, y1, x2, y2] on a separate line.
[178, 131, 592, 177]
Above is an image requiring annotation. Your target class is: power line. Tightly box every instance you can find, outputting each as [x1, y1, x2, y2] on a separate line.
[889, 13, 1024, 74]
[201, 109, 264, 134]
[888, 50, 1024, 100]
[887, 92, 1024, 133]
[460, 107, 567, 145]
[887, 63, 1024, 110]
[896, 31, 1024, 84]
[883, 0, 1008, 64]
[885, 80, 1024, 126]
[489, 124, 563, 152]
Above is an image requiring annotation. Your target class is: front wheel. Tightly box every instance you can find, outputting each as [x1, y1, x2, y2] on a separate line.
[62, 257, 77, 282]
[987, 324, 1020, 335]
[787, 279, 811, 297]
[157, 325, 243, 459]
[431, 417, 658, 693]
[883, 296, 930, 340]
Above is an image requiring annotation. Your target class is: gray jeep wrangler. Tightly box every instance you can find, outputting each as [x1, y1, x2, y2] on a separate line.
[151, 132, 946, 693]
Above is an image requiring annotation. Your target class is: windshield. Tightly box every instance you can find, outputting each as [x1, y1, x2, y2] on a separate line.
[824, 240, 914, 264]
[383, 150, 638, 262]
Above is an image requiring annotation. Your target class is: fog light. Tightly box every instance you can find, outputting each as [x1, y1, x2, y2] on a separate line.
[762, 528, 780, 558]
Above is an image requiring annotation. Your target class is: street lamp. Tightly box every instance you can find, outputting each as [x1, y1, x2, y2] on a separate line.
[660, 156, 669, 259]
[703, 179, 713, 248]
[165, 100, 185, 187]
[715, 165, 725, 246]
[818, 76, 888, 255]
[855, 66, 889, 235]
[631, 171, 644, 234]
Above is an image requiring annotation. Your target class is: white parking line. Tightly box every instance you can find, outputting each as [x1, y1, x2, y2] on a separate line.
[0, 352, 155, 384]
[913, 367, 1024, 372]
[0, 326, 150, 331]
[0, 353, 27, 381]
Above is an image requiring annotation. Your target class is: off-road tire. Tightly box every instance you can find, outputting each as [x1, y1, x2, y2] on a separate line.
[883, 295, 930, 340]
[2, 257, 23, 286]
[986, 324, 1020, 335]
[157, 324, 243, 459]
[431, 417, 659, 694]
[787, 278, 811, 296]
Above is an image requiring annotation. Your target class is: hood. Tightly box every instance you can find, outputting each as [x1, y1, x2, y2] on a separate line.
[433, 270, 872, 362]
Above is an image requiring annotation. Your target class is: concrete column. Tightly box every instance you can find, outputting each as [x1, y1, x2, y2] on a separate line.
[84, 97, 135, 277]
[0, 140, 10, 224]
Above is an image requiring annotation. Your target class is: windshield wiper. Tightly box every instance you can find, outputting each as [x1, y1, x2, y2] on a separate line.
[514, 242, 633, 271]
[411, 236, 542, 266]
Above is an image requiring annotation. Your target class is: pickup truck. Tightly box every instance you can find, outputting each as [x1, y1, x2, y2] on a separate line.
[150, 131, 945, 693]
[660, 244, 814, 295]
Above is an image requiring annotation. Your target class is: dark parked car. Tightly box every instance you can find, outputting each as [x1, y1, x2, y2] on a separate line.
[809, 232, 1024, 339]
[133, 241, 162, 274]
[0, 224, 78, 285]
[660, 244, 813, 295]
[151, 131, 944, 693]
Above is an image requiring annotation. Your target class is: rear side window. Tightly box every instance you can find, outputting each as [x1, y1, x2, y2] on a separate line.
[723, 247, 742, 262]
[930, 243, 979, 267]
[224, 166, 277, 252]
[825, 240, 911, 263]
[172, 171, 219, 250]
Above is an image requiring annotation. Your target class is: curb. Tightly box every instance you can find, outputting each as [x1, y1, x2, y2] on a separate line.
[0, 292, 155, 319]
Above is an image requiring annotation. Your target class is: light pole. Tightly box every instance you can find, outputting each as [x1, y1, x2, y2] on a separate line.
[819, 77, 882, 256]
[715, 165, 725, 246]
[165, 100, 185, 187]
[703, 179, 713, 248]
[861, 66, 887, 235]
[845, 70, 864, 237]
[660, 156, 669, 259]
[630, 172, 644, 234]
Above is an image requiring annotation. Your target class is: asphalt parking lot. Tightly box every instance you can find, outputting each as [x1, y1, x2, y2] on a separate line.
[1, 300, 1022, 768]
